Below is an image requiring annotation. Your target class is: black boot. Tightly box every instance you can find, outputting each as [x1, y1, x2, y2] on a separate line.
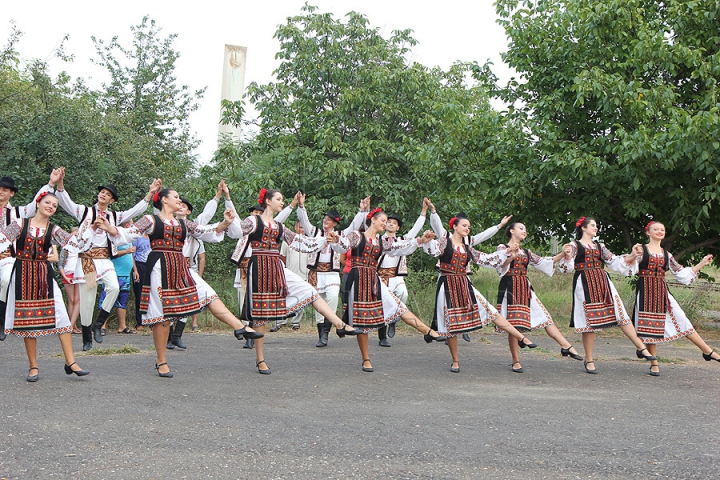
[171, 321, 187, 349]
[319, 319, 331, 347]
[315, 323, 326, 348]
[378, 326, 391, 347]
[82, 325, 93, 351]
[0, 301, 6, 341]
[166, 323, 175, 349]
[92, 309, 110, 344]
[243, 338, 254, 349]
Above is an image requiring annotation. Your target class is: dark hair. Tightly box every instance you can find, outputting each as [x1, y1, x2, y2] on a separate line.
[574, 216, 596, 240]
[152, 188, 174, 210]
[365, 208, 385, 227]
[505, 222, 519, 238]
[260, 189, 280, 208]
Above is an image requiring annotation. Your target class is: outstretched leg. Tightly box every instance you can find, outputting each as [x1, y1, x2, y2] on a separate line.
[493, 314, 535, 346]
[207, 299, 258, 333]
[152, 321, 171, 375]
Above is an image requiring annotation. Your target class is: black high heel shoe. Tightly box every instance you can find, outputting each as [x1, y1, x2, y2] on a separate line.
[635, 348, 657, 361]
[256, 359, 271, 375]
[336, 324, 361, 338]
[155, 362, 173, 378]
[702, 350, 720, 362]
[648, 365, 660, 377]
[518, 337, 537, 349]
[561, 346, 583, 361]
[234, 326, 264, 340]
[27, 366, 39, 382]
[424, 330, 447, 343]
[64, 362, 90, 376]
[511, 361, 523, 373]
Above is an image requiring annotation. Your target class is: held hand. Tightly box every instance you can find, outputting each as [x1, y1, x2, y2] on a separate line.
[222, 180, 230, 198]
[562, 243, 573, 259]
[49, 168, 63, 186]
[223, 208, 236, 223]
[216, 180, 225, 200]
[702, 254, 714, 268]
[499, 215, 513, 228]
[632, 244, 644, 257]
[326, 230, 339, 243]
[424, 197, 436, 213]
[148, 179, 162, 195]
[93, 216, 111, 232]
[418, 230, 436, 244]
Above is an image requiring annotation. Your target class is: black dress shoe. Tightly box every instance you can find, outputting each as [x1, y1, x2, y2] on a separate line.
[269, 324, 283, 332]
[27, 367, 39, 382]
[256, 360, 271, 375]
[424, 331, 447, 343]
[234, 326, 264, 340]
[511, 361, 523, 373]
[702, 350, 720, 362]
[243, 338, 254, 349]
[450, 362, 460, 373]
[155, 362, 173, 378]
[584, 360, 597, 374]
[82, 342, 93, 351]
[635, 348, 657, 361]
[518, 337, 537, 349]
[648, 366, 660, 377]
[337, 324, 362, 337]
[462, 333, 471, 342]
[378, 338, 391, 347]
[561, 346, 583, 361]
[362, 359, 373, 372]
[64, 362, 90, 376]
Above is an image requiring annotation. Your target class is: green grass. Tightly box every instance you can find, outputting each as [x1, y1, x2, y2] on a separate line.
[79, 344, 142, 356]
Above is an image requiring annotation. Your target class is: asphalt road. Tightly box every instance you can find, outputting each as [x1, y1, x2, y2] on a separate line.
[1, 328, 719, 479]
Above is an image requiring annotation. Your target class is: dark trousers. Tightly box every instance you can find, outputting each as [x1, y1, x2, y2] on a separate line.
[133, 261, 146, 328]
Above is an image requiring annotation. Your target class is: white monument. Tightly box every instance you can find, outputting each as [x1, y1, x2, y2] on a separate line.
[218, 44, 247, 143]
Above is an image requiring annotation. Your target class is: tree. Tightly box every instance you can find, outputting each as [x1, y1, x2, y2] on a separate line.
[493, 0, 720, 261]
[213, 5, 507, 233]
[92, 15, 206, 187]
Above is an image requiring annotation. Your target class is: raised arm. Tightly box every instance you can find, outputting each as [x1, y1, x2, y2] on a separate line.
[470, 215, 512, 246]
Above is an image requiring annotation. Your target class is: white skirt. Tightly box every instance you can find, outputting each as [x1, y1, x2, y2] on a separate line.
[142, 264, 219, 325]
[571, 275, 631, 333]
[4, 276, 71, 338]
[633, 291, 695, 344]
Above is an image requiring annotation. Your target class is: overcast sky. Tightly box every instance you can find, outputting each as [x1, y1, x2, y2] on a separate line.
[3, 1, 511, 163]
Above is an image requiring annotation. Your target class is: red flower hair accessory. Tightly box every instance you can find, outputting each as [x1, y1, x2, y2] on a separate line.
[35, 191, 50, 203]
[366, 207, 382, 220]
[575, 216, 586, 228]
[449, 217, 458, 229]
[258, 188, 267, 205]
[152, 192, 160, 203]
[644, 221, 655, 232]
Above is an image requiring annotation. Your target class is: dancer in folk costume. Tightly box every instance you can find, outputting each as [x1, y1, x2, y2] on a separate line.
[374, 201, 430, 347]
[335, 207, 446, 373]
[230, 197, 296, 349]
[0, 176, 54, 341]
[557, 217, 656, 374]
[495, 222, 583, 373]
[296, 192, 369, 347]
[630, 221, 718, 376]
[431, 205, 512, 343]
[425, 200, 537, 374]
[167, 180, 234, 349]
[97, 188, 262, 378]
[230, 188, 361, 375]
[0, 191, 89, 381]
[51, 167, 159, 351]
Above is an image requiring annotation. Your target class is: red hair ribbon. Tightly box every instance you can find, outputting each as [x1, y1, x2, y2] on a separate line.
[449, 217, 458, 229]
[258, 188, 267, 205]
[152, 192, 160, 203]
[575, 216, 586, 228]
[644, 221, 654, 232]
[366, 207, 382, 220]
[35, 191, 50, 203]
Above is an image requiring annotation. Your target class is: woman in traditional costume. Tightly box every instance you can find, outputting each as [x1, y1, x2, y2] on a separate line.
[97, 188, 263, 378]
[334, 207, 447, 373]
[495, 222, 583, 373]
[0, 192, 89, 381]
[630, 221, 717, 376]
[425, 200, 537, 374]
[557, 217, 656, 374]
[230, 188, 362, 375]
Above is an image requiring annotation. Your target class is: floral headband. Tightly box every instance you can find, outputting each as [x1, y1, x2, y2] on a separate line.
[258, 188, 267, 205]
[449, 216, 458, 229]
[575, 216, 586, 228]
[36, 191, 50, 203]
[644, 221, 655, 232]
[366, 207, 382, 220]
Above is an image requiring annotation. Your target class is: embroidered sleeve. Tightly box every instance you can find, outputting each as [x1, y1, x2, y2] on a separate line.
[241, 216, 258, 236]
[51, 225, 75, 249]
[431, 235, 448, 257]
[111, 214, 153, 245]
[296, 206, 318, 237]
[381, 235, 419, 257]
[284, 228, 328, 253]
[602, 244, 635, 276]
[470, 225, 500, 246]
[0, 218, 22, 254]
[528, 249, 555, 277]
[186, 219, 225, 243]
[668, 252, 696, 285]
[470, 246, 508, 269]
[421, 239, 440, 256]
[336, 231, 361, 252]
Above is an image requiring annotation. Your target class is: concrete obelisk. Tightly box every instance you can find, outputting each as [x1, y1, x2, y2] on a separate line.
[218, 45, 247, 143]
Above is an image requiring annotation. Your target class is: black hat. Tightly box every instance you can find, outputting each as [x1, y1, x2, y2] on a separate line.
[325, 209, 341, 224]
[247, 203, 264, 213]
[97, 184, 119, 201]
[179, 197, 194, 213]
[387, 213, 403, 228]
[0, 176, 18, 193]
